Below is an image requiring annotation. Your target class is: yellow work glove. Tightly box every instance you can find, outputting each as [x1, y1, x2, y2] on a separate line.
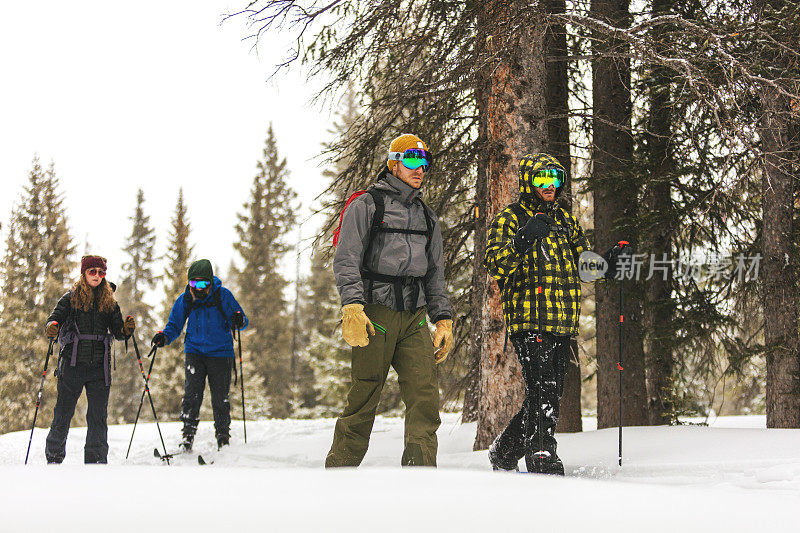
[122, 315, 136, 337]
[433, 319, 454, 364]
[341, 303, 376, 347]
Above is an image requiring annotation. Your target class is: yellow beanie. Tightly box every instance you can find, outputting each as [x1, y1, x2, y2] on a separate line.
[387, 134, 429, 171]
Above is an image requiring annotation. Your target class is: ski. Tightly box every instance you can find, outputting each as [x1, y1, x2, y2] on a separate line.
[153, 447, 182, 462]
[197, 454, 213, 465]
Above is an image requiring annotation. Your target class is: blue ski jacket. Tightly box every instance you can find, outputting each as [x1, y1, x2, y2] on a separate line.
[161, 276, 248, 357]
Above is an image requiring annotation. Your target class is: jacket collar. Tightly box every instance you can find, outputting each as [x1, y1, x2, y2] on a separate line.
[519, 194, 558, 217]
[184, 276, 222, 304]
[376, 169, 423, 206]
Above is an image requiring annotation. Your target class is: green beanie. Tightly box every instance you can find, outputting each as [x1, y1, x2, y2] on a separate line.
[188, 259, 213, 281]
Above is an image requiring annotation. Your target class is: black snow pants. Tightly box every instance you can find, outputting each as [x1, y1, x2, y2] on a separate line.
[180, 353, 233, 439]
[492, 331, 570, 472]
[45, 360, 110, 464]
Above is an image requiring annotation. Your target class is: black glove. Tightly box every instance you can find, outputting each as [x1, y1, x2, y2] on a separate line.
[513, 213, 554, 253]
[231, 311, 245, 329]
[152, 331, 167, 347]
[602, 241, 632, 279]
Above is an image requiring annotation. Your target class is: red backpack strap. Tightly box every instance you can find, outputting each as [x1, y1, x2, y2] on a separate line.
[333, 191, 368, 247]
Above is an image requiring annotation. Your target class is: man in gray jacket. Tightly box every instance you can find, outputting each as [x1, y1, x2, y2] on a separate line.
[327, 133, 453, 467]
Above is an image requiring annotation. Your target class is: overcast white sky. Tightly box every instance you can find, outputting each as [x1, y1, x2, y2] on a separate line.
[0, 1, 335, 299]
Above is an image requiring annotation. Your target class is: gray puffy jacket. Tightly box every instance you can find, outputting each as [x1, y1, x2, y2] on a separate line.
[333, 170, 452, 322]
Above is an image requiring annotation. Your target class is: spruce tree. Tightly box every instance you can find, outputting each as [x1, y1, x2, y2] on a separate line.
[0, 157, 73, 433]
[300, 248, 350, 416]
[316, 86, 407, 416]
[111, 189, 158, 424]
[232, 124, 298, 418]
[151, 188, 193, 419]
[287, 227, 318, 416]
[40, 162, 76, 310]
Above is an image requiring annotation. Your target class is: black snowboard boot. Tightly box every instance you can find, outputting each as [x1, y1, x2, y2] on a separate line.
[488, 439, 520, 472]
[526, 449, 564, 476]
[178, 433, 194, 452]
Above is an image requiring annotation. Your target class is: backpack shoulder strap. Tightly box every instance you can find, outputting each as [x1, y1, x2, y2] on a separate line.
[418, 199, 435, 254]
[333, 190, 369, 247]
[214, 289, 230, 330]
[362, 188, 385, 269]
[366, 188, 385, 233]
[183, 289, 193, 318]
[183, 288, 230, 329]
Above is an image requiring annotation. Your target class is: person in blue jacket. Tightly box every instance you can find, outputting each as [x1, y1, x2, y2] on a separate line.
[152, 259, 248, 451]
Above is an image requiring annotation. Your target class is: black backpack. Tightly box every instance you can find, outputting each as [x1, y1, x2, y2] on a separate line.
[336, 186, 435, 312]
[182, 286, 230, 331]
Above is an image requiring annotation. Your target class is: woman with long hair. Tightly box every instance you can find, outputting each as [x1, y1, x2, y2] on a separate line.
[43, 255, 135, 464]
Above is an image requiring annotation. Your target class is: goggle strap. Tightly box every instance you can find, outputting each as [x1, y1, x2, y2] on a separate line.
[387, 149, 430, 161]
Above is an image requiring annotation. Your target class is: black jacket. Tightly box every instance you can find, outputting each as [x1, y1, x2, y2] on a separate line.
[47, 290, 127, 365]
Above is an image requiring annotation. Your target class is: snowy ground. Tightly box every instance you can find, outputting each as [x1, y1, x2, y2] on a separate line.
[1, 414, 799, 532]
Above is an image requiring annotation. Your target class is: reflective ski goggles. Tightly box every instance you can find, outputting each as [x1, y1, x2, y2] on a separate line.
[387, 148, 432, 171]
[189, 279, 211, 289]
[532, 167, 564, 189]
[86, 268, 106, 277]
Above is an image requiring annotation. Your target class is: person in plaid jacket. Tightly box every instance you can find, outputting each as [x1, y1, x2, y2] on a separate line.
[484, 153, 590, 475]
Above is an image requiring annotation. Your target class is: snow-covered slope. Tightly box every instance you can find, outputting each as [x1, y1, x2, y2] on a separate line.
[1, 414, 798, 532]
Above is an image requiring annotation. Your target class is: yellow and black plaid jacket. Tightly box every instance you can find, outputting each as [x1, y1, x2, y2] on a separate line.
[484, 154, 590, 337]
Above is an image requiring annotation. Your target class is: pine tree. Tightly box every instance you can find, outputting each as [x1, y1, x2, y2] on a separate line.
[232, 124, 298, 418]
[151, 188, 193, 419]
[286, 226, 319, 416]
[305, 88, 379, 415]
[111, 189, 158, 424]
[316, 85, 414, 416]
[300, 248, 350, 416]
[591, 0, 649, 429]
[40, 162, 76, 311]
[0, 157, 73, 433]
[758, 0, 800, 428]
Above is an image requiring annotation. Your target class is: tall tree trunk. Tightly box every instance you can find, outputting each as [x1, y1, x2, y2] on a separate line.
[761, 83, 800, 428]
[545, 0, 582, 433]
[473, 0, 549, 450]
[463, 151, 486, 424]
[591, 0, 649, 429]
[643, 0, 676, 426]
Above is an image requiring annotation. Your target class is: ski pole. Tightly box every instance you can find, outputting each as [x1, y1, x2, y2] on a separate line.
[126, 335, 170, 463]
[531, 219, 551, 471]
[236, 326, 246, 443]
[534, 239, 547, 470]
[125, 339, 156, 459]
[25, 336, 56, 464]
[618, 278, 624, 466]
[615, 240, 630, 467]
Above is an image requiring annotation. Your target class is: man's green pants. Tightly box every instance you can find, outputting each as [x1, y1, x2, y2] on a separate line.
[326, 304, 441, 467]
